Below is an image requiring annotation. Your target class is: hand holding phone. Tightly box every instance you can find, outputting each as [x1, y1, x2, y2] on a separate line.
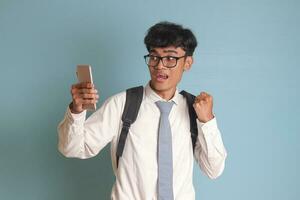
[69, 65, 99, 113]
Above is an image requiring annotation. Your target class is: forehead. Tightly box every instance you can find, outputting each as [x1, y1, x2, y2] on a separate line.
[149, 46, 185, 55]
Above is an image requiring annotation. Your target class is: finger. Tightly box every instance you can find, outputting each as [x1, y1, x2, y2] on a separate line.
[72, 93, 99, 101]
[196, 97, 210, 106]
[71, 87, 78, 95]
[195, 95, 207, 102]
[73, 82, 94, 89]
[78, 88, 98, 94]
[82, 99, 98, 104]
[79, 93, 99, 99]
[193, 102, 200, 108]
[200, 93, 210, 100]
[194, 97, 201, 103]
[203, 92, 213, 99]
[199, 93, 212, 101]
[194, 98, 200, 104]
[73, 97, 98, 105]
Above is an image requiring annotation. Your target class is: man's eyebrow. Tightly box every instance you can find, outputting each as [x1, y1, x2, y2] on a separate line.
[163, 50, 178, 54]
[149, 49, 158, 53]
[149, 49, 178, 54]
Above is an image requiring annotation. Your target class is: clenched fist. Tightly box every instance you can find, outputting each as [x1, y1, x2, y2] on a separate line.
[193, 92, 214, 123]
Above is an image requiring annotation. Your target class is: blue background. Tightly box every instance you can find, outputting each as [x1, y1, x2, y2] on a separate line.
[0, 0, 299, 199]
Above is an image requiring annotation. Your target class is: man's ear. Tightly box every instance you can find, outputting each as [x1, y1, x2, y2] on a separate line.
[184, 56, 193, 71]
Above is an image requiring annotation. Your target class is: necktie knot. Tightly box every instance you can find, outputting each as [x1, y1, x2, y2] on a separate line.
[155, 101, 174, 115]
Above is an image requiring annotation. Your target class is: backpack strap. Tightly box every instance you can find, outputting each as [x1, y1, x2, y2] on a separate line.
[179, 90, 198, 152]
[116, 86, 144, 168]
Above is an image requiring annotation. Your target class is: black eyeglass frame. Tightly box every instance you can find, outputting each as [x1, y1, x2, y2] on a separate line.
[143, 54, 187, 68]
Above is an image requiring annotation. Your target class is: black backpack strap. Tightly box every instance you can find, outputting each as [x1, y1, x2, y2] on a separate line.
[179, 90, 198, 152]
[116, 86, 144, 168]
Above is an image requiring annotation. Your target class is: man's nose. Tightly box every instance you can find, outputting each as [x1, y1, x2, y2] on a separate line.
[155, 59, 165, 70]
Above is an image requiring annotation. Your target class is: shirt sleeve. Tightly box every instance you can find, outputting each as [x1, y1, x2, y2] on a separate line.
[194, 117, 228, 179]
[57, 93, 124, 159]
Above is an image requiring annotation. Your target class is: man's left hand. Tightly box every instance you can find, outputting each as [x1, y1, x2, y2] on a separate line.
[193, 92, 214, 123]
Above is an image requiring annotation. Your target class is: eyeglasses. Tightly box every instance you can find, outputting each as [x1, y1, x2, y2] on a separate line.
[144, 54, 186, 68]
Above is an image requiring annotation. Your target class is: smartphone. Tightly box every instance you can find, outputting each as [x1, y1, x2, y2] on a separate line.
[76, 64, 97, 111]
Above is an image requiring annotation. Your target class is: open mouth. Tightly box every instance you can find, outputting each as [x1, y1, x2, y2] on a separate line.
[156, 73, 169, 81]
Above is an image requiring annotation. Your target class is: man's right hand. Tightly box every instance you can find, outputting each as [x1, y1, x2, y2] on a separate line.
[70, 82, 99, 114]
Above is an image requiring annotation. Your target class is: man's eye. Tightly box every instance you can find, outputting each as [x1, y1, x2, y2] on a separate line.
[166, 57, 175, 61]
[150, 56, 158, 60]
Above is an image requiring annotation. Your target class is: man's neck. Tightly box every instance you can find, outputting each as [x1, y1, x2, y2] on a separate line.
[149, 82, 176, 101]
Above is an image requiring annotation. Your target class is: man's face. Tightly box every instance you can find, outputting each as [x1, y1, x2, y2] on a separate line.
[147, 46, 193, 96]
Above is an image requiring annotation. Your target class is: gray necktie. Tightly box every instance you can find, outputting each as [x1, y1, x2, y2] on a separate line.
[155, 101, 174, 200]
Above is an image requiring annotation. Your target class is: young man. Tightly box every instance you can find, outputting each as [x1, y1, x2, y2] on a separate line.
[58, 22, 227, 200]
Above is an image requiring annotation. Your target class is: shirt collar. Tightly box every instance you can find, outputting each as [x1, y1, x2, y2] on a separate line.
[144, 82, 180, 105]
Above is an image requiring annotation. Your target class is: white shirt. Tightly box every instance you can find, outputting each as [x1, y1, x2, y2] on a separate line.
[57, 83, 227, 200]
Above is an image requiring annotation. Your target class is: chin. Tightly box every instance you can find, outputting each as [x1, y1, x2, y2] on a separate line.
[150, 80, 172, 92]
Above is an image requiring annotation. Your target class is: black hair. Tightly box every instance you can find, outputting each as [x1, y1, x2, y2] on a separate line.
[144, 21, 198, 56]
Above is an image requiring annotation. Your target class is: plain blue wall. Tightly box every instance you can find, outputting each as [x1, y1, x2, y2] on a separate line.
[1, 0, 299, 199]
